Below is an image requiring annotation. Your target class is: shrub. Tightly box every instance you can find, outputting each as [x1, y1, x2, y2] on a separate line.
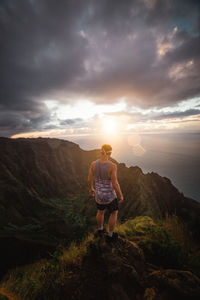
[115, 216, 155, 237]
[49, 194, 92, 243]
[139, 223, 187, 268]
[0, 234, 94, 300]
[0, 295, 9, 300]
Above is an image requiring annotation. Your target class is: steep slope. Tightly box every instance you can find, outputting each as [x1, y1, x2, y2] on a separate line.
[0, 137, 99, 277]
[0, 217, 200, 300]
[0, 137, 199, 223]
[0, 137, 200, 277]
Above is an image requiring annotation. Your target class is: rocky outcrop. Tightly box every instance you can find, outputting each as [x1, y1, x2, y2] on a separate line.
[1, 232, 199, 300]
[64, 236, 200, 300]
[146, 269, 200, 299]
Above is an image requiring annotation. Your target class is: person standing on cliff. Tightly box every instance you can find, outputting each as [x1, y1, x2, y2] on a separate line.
[88, 144, 124, 241]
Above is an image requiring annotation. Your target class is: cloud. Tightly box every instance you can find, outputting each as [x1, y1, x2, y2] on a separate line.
[0, 0, 88, 109]
[153, 109, 200, 120]
[0, 0, 200, 136]
[59, 118, 83, 126]
[0, 104, 51, 136]
[106, 107, 200, 123]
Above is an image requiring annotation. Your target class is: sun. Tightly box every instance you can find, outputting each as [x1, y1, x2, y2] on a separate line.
[102, 118, 117, 134]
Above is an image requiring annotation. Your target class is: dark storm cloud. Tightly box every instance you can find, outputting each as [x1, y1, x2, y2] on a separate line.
[0, 0, 200, 135]
[77, 0, 200, 107]
[153, 109, 200, 120]
[59, 118, 82, 126]
[0, 0, 89, 135]
[0, 0, 88, 105]
[106, 108, 200, 122]
[0, 104, 52, 134]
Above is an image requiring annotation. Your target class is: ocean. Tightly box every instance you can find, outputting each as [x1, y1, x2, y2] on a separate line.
[69, 132, 200, 202]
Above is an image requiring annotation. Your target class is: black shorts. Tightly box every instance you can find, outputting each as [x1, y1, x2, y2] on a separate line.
[96, 198, 118, 214]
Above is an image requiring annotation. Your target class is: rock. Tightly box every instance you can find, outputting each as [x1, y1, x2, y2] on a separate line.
[146, 269, 200, 299]
[144, 287, 157, 300]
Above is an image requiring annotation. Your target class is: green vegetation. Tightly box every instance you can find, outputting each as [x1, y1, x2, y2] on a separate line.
[0, 234, 94, 300]
[1, 193, 94, 246]
[0, 295, 9, 300]
[48, 194, 93, 243]
[115, 215, 200, 275]
[0, 215, 199, 300]
[115, 216, 156, 237]
[139, 223, 186, 268]
[3, 223, 45, 234]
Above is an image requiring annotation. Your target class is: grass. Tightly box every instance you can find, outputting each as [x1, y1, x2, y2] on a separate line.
[0, 215, 199, 300]
[163, 213, 194, 251]
[58, 233, 94, 265]
[115, 216, 156, 237]
[163, 214, 200, 277]
[139, 222, 186, 268]
[0, 294, 10, 300]
[48, 194, 93, 243]
[115, 215, 200, 275]
[0, 234, 94, 300]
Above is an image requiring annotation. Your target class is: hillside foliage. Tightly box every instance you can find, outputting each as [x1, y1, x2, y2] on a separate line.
[0, 216, 199, 300]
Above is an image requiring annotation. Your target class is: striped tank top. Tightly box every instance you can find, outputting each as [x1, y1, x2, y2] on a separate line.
[94, 159, 117, 204]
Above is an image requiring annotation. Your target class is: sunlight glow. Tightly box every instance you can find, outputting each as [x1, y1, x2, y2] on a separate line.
[127, 134, 146, 156]
[11, 96, 200, 141]
[102, 118, 117, 134]
[44, 99, 126, 121]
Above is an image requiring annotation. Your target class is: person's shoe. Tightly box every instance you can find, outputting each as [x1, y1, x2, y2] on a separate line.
[94, 228, 107, 237]
[106, 232, 118, 243]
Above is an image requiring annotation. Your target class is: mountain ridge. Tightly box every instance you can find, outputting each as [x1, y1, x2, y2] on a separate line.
[0, 136, 199, 226]
[0, 137, 200, 278]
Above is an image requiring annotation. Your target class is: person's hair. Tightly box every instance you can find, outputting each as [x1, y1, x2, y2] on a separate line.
[101, 144, 112, 155]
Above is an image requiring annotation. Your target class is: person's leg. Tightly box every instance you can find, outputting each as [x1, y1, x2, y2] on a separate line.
[96, 209, 105, 230]
[107, 199, 119, 236]
[108, 210, 118, 233]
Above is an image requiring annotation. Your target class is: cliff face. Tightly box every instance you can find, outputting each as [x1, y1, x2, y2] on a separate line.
[0, 137, 93, 203]
[0, 137, 200, 293]
[0, 137, 100, 276]
[0, 137, 199, 227]
[0, 137, 200, 276]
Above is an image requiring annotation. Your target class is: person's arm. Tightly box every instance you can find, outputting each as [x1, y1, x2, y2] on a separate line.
[111, 164, 124, 203]
[88, 161, 95, 196]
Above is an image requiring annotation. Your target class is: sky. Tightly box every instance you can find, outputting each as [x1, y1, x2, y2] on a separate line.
[0, 0, 200, 139]
[1, 0, 200, 201]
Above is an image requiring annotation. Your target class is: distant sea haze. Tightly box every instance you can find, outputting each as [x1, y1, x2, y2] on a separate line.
[71, 133, 200, 202]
